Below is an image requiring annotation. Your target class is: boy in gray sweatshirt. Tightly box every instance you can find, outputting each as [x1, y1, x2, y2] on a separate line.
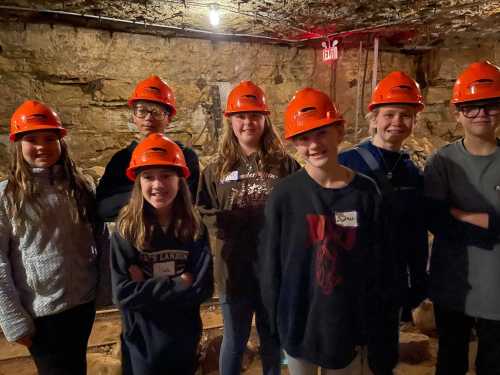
[424, 61, 500, 375]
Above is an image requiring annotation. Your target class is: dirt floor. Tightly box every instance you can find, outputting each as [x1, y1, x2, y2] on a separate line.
[0, 306, 478, 375]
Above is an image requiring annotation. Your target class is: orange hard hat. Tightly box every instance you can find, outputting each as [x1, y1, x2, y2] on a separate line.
[224, 80, 270, 116]
[128, 75, 177, 117]
[452, 61, 500, 104]
[126, 133, 190, 181]
[284, 88, 344, 139]
[10, 100, 67, 142]
[368, 71, 424, 112]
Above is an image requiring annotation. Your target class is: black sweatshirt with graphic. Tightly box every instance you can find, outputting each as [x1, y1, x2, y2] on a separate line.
[258, 169, 398, 373]
[96, 140, 200, 221]
[110, 225, 213, 375]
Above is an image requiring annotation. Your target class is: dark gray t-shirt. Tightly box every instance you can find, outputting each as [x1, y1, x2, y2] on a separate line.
[425, 139, 500, 319]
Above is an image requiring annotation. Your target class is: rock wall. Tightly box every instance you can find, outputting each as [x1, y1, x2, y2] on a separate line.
[419, 41, 500, 142]
[0, 21, 413, 179]
[1, 21, 499, 180]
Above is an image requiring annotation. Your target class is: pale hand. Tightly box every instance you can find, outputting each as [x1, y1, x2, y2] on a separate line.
[450, 207, 489, 229]
[128, 265, 145, 282]
[180, 272, 194, 287]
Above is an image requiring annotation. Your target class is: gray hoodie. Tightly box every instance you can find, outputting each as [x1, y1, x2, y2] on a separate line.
[0, 167, 98, 342]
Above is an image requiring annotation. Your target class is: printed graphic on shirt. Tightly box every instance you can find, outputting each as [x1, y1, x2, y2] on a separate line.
[306, 214, 357, 295]
[227, 172, 279, 209]
[139, 249, 189, 278]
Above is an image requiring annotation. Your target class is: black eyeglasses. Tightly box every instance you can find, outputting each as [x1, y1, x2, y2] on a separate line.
[134, 106, 168, 120]
[459, 103, 500, 119]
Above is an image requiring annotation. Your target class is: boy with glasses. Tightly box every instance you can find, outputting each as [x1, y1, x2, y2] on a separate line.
[424, 61, 500, 375]
[96, 75, 200, 221]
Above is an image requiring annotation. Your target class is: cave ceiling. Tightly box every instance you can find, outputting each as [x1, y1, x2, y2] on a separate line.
[0, 0, 499, 48]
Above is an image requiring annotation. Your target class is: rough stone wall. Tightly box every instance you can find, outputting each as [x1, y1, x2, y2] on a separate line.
[0, 22, 327, 179]
[1, 21, 499, 181]
[0, 21, 413, 179]
[419, 40, 500, 142]
[332, 39, 500, 167]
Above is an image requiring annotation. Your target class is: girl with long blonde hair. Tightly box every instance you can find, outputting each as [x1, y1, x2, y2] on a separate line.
[111, 133, 213, 375]
[0, 100, 100, 375]
[197, 80, 300, 375]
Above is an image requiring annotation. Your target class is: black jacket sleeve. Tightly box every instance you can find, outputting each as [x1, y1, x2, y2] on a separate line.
[180, 145, 200, 201]
[196, 163, 220, 218]
[110, 233, 193, 312]
[366, 193, 400, 374]
[257, 191, 283, 337]
[406, 189, 429, 308]
[96, 149, 134, 221]
[489, 212, 500, 237]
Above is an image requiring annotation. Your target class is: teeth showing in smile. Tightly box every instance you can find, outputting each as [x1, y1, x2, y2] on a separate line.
[309, 151, 326, 158]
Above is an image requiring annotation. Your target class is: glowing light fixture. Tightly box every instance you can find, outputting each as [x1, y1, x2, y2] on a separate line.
[209, 4, 220, 26]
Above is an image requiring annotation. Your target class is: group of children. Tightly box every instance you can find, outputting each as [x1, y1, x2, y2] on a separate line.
[0, 59, 498, 375]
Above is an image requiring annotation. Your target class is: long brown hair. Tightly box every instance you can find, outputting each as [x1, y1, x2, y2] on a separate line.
[3, 139, 96, 227]
[117, 169, 202, 251]
[216, 115, 287, 179]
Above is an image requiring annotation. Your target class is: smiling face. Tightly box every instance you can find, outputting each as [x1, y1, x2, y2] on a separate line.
[230, 112, 266, 151]
[292, 123, 344, 170]
[371, 105, 416, 150]
[139, 167, 180, 216]
[20, 130, 62, 168]
[455, 99, 500, 140]
[132, 100, 171, 136]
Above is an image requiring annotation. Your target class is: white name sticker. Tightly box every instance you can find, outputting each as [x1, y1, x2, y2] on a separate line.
[153, 261, 176, 277]
[334, 211, 358, 227]
[222, 170, 239, 182]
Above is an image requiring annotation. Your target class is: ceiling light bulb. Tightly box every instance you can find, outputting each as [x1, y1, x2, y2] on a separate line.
[209, 5, 220, 26]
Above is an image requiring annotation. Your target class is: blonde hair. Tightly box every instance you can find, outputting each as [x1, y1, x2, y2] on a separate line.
[216, 115, 287, 179]
[116, 169, 202, 251]
[3, 139, 95, 227]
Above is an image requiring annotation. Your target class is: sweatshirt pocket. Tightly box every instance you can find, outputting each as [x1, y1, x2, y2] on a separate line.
[25, 253, 65, 296]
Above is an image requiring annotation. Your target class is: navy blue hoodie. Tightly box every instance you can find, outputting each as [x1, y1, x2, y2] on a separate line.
[339, 140, 428, 308]
[111, 224, 213, 375]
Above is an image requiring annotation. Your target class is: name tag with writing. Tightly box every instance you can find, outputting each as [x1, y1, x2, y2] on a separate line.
[153, 261, 176, 277]
[222, 170, 239, 182]
[335, 211, 358, 227]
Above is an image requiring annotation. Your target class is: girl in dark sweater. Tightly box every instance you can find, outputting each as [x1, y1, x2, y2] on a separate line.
[110, 133, 213, 375]
[197, 80, 299, 375]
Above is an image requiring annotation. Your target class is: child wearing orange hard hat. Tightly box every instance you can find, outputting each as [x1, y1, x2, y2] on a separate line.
[0, 100, 103, 375]
[339, 71, 429, 373]
[258, 88, 393, 374]
[197, 80, 300, 375]
[111, 133, 213, 375]
[96, 75, 199, 221]
[425, 61, 500, 375]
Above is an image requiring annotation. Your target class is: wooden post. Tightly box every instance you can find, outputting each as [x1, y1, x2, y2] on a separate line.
[354, 40, 363, 142]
